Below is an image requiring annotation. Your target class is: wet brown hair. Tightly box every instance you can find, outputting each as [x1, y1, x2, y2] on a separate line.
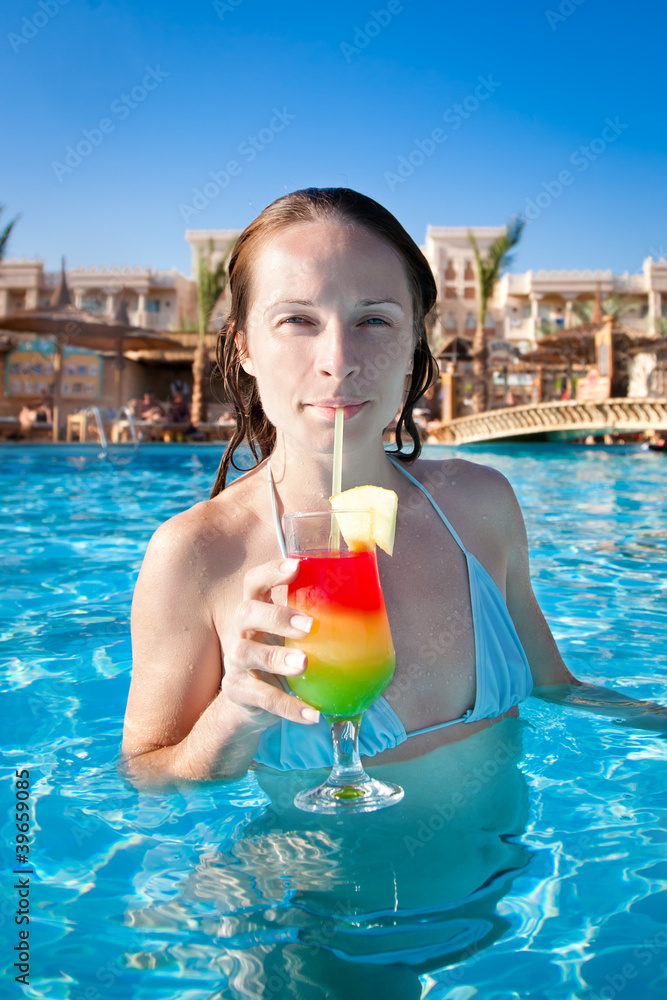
[210, 187, 439, 496]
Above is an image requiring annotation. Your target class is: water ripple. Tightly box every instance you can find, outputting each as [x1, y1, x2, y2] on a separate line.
[3, 443, 667, 999]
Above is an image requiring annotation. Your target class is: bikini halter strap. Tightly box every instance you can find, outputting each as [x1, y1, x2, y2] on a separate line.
[267, 458, 287, 558]
[268, 455, 467, 558]
[386, 456, 468, 554]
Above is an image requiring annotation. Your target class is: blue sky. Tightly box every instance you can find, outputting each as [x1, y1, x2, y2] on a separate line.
[2, 0, 666, 277]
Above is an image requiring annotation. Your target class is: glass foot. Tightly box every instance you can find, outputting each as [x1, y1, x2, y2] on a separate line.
[293, 776, 404, 814]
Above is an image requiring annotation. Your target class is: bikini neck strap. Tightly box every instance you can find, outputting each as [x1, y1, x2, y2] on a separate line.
[386, 456, 467, 553]
[266, 457, 287, 558]
[267, 454, 467, 559]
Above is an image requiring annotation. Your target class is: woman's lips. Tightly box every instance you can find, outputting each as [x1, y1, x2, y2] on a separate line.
[307, 401, 369, 420]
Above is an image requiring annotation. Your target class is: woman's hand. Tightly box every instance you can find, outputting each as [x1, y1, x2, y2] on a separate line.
[221, 558, 320, 728]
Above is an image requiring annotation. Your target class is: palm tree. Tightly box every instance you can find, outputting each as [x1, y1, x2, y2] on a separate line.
[572, 294, 642, 325]
[0, 204, 20, 260]
[468, 216, 526, 413]
[424, 299, 444, 355]
[190, 239, 234, 426]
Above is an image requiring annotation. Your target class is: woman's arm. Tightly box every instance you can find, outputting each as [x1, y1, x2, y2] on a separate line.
[121, 512, 318, 786]
[500, 476, 667, 733]
[531, 682, 667, 732]
[495, 471, 577, 687]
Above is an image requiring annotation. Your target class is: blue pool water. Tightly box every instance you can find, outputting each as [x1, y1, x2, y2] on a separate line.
[2, 442, 666, 999]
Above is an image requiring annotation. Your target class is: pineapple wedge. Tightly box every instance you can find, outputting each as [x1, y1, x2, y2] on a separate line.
[329, 485, 398, 556]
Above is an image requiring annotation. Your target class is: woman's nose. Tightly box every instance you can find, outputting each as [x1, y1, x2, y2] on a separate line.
[316, 320, 361, 379]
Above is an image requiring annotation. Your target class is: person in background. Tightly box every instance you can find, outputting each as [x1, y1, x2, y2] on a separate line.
[170, 377, 190, 398]
[168, 391, 192, 426]
[130, 392, 167, 422]
[18, 392, 53, 433]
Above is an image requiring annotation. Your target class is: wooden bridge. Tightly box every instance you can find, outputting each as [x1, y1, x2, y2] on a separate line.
[430, 398, 667, 445]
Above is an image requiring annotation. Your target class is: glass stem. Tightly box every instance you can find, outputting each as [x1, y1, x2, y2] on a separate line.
[326, 715, 367, 786]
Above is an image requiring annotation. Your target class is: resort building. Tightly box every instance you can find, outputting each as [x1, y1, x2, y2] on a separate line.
[421, 226, 667, 351]
[0, 259, 203, 428]
[2, 221, 666, 438]
[2, 227, 666, 352]
[1, 227, 665, 427]
[0, 258, 196, 332]
[183, 227, 667, 349]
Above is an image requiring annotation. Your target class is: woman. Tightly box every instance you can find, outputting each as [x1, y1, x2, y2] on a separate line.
[18, 392, 53, 433]
[122, 188, 665, 784]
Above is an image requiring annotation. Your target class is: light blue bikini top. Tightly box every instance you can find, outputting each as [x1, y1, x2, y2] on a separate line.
[254, 457, 533, 770]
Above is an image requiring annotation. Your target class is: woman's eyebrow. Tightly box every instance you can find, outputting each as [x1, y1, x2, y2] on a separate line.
[265, 297, 404, 313]
[265, 299, 314, 313]
[356, 298, 404, 309]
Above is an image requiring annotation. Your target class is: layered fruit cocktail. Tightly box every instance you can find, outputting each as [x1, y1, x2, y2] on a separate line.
[283, 487, 404, 812]
[286, 546, 395, 718]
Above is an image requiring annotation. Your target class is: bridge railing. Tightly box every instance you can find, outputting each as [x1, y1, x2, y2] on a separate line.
[430, 398, 667, 445]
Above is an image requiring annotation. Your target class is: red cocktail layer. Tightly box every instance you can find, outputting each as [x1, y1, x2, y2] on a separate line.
[287, 550, 395, 718]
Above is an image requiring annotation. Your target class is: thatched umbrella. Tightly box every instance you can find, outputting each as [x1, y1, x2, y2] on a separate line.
[527, 319, 664, 360]
[523, 327, 596, 367]
[523, 319, 666, 398]
[436, 335, 473, 365]
[0, 262, 180, 440]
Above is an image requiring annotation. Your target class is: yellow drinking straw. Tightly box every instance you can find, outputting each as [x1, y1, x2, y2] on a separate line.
[331, 406, 344, 548]
[332, 406, 344, 496]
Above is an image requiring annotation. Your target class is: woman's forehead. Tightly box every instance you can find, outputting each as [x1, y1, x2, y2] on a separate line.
[247, 220, 411, 305]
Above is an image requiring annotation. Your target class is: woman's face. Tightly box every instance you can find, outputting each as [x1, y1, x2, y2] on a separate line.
[239, 219, 415, 456]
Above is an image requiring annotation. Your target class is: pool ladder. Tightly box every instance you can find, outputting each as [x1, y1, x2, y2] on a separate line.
[77, 405, 139, 464]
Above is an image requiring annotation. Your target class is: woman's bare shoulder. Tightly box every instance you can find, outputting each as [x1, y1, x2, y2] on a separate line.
[411, 455, 516, 506]
[408, 455, 523, 556]
[148, 467, 265, 560]
[136, 474, 264, 608]
[149, 497, 223, 549]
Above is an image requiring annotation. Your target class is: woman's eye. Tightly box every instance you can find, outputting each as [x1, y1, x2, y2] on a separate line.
[280, 315, 389, 327]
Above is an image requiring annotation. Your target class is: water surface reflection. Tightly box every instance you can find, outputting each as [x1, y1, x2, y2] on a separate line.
[129, 718, 533, 998]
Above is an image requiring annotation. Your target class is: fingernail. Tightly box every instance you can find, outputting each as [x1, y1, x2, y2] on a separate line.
[285, 651, 306, 672]
[280, 559, 299, 574]
[290, 614, 313, 633]
[301, 707, 320, 723]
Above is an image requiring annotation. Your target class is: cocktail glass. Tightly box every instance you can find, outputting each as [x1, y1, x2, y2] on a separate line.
[284, 510, 404, 814]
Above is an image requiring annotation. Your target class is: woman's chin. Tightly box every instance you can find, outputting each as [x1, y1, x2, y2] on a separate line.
[270, 408, 398, 458]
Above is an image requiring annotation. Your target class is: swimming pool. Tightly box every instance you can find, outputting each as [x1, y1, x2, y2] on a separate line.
[2, 442, 666, 999]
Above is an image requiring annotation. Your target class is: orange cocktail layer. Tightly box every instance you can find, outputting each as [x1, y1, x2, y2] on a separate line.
[286, 549, 395, 718]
